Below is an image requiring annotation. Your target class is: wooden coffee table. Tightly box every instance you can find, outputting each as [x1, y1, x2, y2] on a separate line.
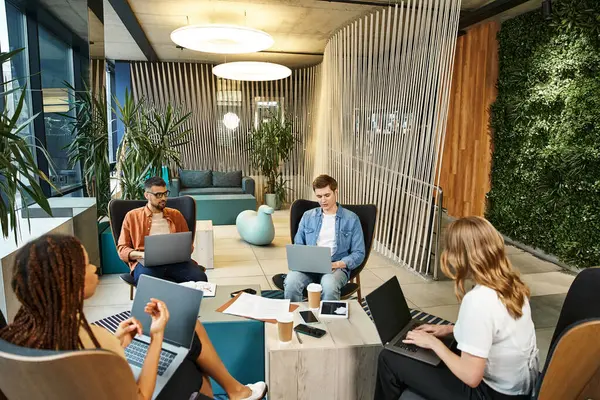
[265, 300, 382, 400]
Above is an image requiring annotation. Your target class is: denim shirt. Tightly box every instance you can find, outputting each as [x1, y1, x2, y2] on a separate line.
[294, 204, 366, 277]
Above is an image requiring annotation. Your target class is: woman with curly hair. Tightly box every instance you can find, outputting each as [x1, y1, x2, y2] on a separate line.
[0, 234, 266, 400]
[375, 217, 539, 400]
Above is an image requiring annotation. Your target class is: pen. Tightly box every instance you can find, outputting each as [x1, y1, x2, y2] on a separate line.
[295, 331, 303, 344]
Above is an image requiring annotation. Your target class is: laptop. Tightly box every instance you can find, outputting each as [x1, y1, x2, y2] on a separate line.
[365, 276, 453, 366]
[144, 231, 192, 267]
[126, 275, 203, 399]
[286, 244, 332, 274]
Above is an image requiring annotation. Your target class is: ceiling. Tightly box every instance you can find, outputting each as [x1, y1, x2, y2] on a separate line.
[100, 0, 544, 67]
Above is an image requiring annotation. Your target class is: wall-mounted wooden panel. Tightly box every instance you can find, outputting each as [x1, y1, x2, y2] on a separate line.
[439, 21, 499, 218]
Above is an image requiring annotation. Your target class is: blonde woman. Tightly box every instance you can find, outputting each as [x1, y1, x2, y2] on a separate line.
[375, 217, 539, 400]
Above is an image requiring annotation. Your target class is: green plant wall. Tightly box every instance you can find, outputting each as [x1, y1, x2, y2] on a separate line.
[487, 0, 600, 268]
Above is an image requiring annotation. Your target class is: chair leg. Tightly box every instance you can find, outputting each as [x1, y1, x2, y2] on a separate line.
[356, 275, 362, 303]
[130, 285, 134, 301]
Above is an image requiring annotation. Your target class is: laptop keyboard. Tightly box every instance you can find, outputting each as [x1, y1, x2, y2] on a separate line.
[125, 339, 177, 376]
[393, 334, 419, 353]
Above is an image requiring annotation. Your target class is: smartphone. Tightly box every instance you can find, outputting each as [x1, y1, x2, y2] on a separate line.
[294, 323, 326, 338]
[230, 288, 257, 297]
[299, 310, 319, 324]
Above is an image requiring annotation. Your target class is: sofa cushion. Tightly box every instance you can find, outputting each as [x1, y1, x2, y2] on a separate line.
[212, 170, 242, 188]
[181, 187, 244, 195]
[179, 169, 212, 188]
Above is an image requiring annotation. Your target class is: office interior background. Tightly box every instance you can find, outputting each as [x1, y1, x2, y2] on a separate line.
[0, 0, 599, 397]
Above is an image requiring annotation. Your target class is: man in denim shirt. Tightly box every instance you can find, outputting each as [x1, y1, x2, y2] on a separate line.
[284, 175, 365, 301]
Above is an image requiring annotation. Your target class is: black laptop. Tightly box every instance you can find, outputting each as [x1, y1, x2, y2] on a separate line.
[365, 276, 453, 366]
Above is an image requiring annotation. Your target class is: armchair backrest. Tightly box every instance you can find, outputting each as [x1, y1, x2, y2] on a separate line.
[108, 196, 197, 245]
[549, 267, 600, 348]
[535, 319, 600, 399]
[0, 338, 138, 400]
[534, 267, 600, 399]
[290, 199, 377, 279]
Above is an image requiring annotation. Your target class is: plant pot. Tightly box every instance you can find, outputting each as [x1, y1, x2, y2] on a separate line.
[264, 193, 281, 210]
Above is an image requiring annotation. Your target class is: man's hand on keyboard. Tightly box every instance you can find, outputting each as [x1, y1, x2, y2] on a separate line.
[145, 298, 170, 338]
[115, 317, 143, 348]
[403, 329, 441, 350]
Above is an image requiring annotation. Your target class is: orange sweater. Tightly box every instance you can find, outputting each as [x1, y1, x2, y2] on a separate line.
[117, 206, 191, 271]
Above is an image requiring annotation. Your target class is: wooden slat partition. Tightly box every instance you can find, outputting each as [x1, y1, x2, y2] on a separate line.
[314, 1, 461, 274]
[128, 62, 320, 205]
[438, 21, 499, 218]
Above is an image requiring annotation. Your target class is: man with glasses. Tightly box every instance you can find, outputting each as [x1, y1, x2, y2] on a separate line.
[117, 176, 208, 285]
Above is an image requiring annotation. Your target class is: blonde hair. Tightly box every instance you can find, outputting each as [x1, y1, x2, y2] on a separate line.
[440, 216, 530, 319]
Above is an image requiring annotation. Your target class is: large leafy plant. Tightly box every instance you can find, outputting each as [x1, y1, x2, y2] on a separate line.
[63, 82, 111, 220]
[487, 0, 600, 268]
[146, 103, 192, 182]
[114, 90, 191, 199]
[0, 49, 54, 242]
[249, 110, 296, 199]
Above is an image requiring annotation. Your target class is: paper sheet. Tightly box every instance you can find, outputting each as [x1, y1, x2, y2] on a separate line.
[179, 281, 217, 297]
[222, 292, 291, 320]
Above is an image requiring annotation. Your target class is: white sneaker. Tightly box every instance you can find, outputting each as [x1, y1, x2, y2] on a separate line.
[240, 382, 268, 400]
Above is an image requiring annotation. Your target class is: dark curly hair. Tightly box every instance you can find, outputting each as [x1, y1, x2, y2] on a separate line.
[0, 234, 100, 350]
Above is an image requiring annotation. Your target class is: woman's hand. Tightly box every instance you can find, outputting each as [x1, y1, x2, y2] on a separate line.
[144, 298, 169, 338]
[403, 329, 443, 350]
[114, 317, 143, 348]
[414, 323, 453, 338]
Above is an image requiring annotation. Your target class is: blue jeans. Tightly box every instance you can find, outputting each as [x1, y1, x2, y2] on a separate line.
[133, 260, 208, 285]
[283, 270, 349, 301]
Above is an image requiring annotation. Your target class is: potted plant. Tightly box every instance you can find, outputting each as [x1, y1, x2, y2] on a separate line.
[0, 49, 55, 243]
[145, 102, 192, 182]
[114, 91, 191, 199]
[63, 82, 111, 220]
[249, 110, 296, 210]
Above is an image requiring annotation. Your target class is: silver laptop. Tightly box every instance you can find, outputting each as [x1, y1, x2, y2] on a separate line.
[126, 275, 203, 399]
[365, 276, 454, 366]
[144, 231, 192, 267]
[286, 244, 332, 274]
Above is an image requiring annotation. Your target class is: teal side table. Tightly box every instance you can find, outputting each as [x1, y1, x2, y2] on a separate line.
[200, 285, 265, 395]
[191, 194, 257, 225]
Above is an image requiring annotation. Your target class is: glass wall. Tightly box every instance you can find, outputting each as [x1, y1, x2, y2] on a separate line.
[5, 2, 33, 140]
[38, 24, 80, 193]
[4, 2, 34, 208]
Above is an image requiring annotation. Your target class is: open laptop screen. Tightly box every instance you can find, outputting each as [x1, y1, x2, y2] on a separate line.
[365, 276, 413, 345]
[132, 275, 203, 349]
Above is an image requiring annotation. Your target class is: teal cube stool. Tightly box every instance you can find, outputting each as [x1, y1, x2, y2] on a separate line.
[100, 224, 129, 274]
[200, 284, 265, 396]
[204, 319, 265, 395]
[192, 194, 257, 225]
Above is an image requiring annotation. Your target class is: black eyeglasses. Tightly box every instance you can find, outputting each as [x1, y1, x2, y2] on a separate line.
[147, 190, 170, 199]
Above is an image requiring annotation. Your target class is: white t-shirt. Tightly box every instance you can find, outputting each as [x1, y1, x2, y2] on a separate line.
[317, 214, 337, 255]
[140, 212, 171, 265]
[454, 285, 539, 395]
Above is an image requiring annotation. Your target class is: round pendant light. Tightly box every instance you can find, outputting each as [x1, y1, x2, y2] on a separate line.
[213, 62, 292, 81]
[223, 112, 240, 130]
[170, 24, 274, 54]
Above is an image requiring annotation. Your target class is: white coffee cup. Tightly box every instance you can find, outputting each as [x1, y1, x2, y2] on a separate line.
[307, 283, 322, 310]
[277, 312, 294, 343]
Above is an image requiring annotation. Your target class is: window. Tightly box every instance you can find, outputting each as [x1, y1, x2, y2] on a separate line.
[38, 24, 81, 193]
[4, 2, 34, 208]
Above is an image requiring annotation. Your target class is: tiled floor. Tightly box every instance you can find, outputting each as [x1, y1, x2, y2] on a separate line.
[85, 209, 576, 368]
